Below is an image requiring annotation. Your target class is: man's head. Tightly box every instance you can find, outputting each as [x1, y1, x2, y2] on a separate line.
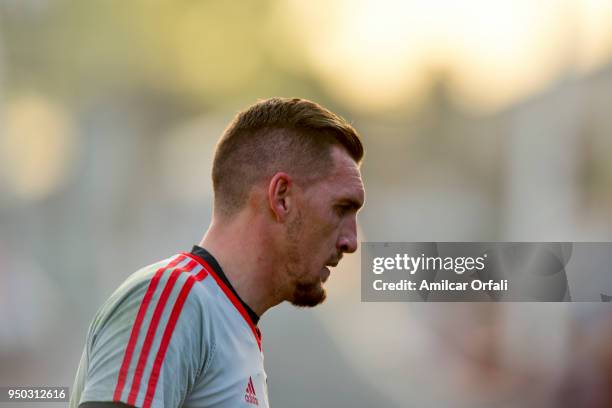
[212, 97, 365, 307]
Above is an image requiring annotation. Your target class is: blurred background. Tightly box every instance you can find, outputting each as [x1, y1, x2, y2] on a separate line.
[1, 0, 612, 407]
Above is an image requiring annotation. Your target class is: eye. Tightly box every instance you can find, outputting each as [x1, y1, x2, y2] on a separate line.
[335, 204, 351, 216]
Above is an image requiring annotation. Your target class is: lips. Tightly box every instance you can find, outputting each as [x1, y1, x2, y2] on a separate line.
[326, 257, 341, 268]
[320, 266, 331, 282]
[321, 256, 341, 282]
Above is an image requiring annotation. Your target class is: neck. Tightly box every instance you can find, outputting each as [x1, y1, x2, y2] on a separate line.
[199, 213, 283, 317]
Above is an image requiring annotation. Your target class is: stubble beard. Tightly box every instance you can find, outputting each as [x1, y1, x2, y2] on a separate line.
[284, 211, 327, 308]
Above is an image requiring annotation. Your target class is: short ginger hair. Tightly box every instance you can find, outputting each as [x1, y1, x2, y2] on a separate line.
[212, 97, 363, 217]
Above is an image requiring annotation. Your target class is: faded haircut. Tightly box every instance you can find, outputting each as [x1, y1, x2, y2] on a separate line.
[212, 97, 363, 217]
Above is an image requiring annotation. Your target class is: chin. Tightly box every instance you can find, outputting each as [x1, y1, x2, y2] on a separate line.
[290, 283, 327, 307]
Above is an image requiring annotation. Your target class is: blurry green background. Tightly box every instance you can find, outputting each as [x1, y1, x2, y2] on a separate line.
[1, 1, 612, 407]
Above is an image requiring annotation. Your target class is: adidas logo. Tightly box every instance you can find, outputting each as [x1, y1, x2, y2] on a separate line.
[244, 376, 259, 406]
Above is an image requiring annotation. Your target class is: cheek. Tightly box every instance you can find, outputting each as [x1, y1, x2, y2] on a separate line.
[309, 218, 340, 254]
[299, 204, 340, 253]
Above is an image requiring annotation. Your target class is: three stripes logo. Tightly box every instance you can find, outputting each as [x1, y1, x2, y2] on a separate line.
[112, 254, 209, 408]
[244, 376, 259, 406]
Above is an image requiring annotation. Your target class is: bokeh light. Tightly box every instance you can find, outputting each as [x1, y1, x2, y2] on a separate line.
[0, 93, 77, 202]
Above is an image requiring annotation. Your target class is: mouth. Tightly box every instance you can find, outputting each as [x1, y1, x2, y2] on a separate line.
[326, 256, 341, 268]
[320, 256, 342, 283]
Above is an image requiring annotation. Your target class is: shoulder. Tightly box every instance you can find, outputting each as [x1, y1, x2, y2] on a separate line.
[80, 254, 216, 407]
[88, 254, 213, 349]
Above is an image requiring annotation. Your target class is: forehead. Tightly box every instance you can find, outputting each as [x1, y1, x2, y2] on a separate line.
[320, 146, 365, 204]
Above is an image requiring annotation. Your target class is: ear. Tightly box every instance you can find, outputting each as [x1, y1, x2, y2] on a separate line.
[268, 172, 292, 222]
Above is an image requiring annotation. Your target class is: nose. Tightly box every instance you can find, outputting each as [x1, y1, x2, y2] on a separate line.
[337, 217, 358, 254]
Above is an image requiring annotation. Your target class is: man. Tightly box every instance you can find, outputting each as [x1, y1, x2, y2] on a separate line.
[71, 97, 365, 408]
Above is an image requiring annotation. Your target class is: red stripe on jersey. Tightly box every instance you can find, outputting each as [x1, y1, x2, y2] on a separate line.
[126, 259, 197, 405]
[142, 270, 208, 408]
[113, 255, 185, 402]
[248, 377, 256, 395]
[183, 251, 262, 351]
[192, 266, 209, 282]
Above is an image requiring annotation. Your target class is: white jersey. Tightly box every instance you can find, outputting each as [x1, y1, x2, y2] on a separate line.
[71, 248, 269, 408]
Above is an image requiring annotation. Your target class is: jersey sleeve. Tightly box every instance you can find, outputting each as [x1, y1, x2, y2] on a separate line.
[79, 257, 209, 408]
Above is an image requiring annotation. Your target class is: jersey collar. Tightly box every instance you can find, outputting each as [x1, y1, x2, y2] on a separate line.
[185, 246, 262, 350]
